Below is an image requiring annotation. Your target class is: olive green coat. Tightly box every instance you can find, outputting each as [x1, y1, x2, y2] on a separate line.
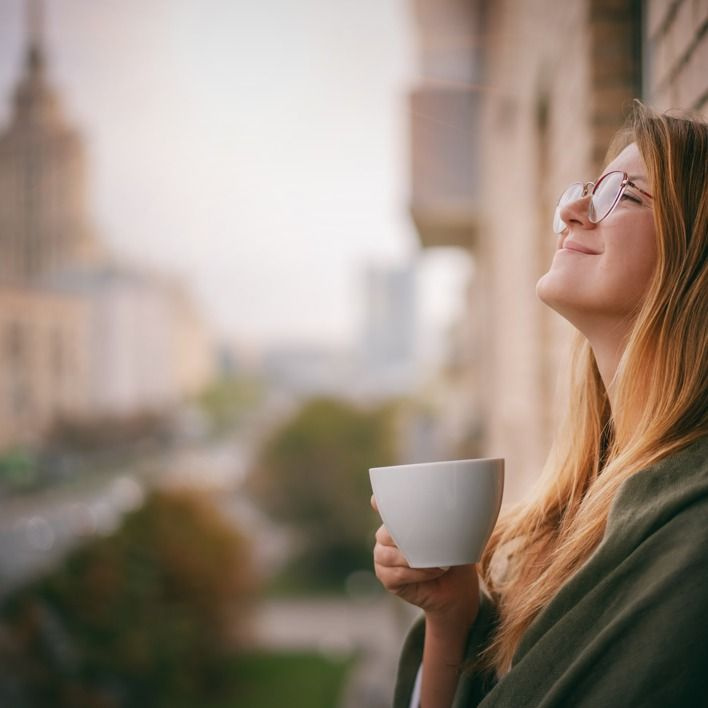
[394, 437, 708, 707]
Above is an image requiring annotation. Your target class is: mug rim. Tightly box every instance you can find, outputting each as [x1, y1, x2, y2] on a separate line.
[369, 457, 504, 473]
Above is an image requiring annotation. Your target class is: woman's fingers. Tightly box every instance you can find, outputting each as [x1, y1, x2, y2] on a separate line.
[373, 539, 408, 567]
[374, 533, 448, 587]
[370, 494, 379, 513]
[374, 523, 396, 547]
[372, 521, 449, 595]
[370, 501, 479, 615]
[375, 559, 448, 592]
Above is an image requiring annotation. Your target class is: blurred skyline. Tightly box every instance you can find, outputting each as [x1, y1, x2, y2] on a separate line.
[0, 0, 470, 354]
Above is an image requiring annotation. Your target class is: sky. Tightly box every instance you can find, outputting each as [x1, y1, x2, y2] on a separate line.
[0, 0, 471, 355]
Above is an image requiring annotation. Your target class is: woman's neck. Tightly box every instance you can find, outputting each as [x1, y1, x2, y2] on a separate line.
[585, 323, 630, 413]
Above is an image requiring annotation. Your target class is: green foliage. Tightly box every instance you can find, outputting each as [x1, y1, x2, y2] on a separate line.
[227, 650, 354, 708]
[0, 447, 37, 490]
[249, 397, 398, 589]
[196, 375, 264, 433]
[0, 488, 256, 707]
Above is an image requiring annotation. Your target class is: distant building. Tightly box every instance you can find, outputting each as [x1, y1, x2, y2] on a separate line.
[168, 278, 214, 402]
[360, 263, 417, 398]
[0, 0, 102, 281]
[0, 284, 89, 449]
[44, 265, 213, 416]
[0, 0, 213, 450]
[261, 344, 357, 399]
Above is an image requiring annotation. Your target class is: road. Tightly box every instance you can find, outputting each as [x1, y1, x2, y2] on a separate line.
[0, 438, 254, 596]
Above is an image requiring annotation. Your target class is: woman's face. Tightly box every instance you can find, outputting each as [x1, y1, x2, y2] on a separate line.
[536, 143, 657, 331]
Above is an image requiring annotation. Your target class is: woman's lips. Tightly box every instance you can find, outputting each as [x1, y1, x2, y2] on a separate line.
[562, 240, 600, 255]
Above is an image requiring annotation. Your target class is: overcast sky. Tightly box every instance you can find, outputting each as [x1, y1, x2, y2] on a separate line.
[0, 0, 470, 354]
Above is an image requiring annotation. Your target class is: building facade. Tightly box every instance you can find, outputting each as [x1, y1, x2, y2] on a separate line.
[0, 1, 214, 450]
[408, 0, 707, 501]
[45, 265, 213, 417]
[0, 1, 101, 282]
[360, 263, 418, 398]
[0, 284, 89, 449]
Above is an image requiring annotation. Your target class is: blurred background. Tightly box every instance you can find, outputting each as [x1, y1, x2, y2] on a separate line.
[0, 0, 705, 706]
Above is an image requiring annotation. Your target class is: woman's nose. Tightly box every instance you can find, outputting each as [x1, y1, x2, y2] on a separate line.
[558, 194, 595, 232]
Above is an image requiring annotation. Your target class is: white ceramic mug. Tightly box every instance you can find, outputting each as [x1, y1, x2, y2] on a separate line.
[370, 458, 504, 568]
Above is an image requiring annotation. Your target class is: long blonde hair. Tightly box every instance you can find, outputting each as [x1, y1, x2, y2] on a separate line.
[479, 102, 708, 675]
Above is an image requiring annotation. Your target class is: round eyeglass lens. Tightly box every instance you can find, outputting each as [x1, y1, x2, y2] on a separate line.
[589, 171, 624, 223]
[553, 182, 585, 234]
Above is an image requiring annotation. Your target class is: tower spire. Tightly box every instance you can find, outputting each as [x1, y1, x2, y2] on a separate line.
[26, 0, 46, 73]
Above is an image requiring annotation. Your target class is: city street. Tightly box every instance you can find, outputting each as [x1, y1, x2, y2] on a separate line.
[0, 423, 411, 707]
[0, 436, 251, 595]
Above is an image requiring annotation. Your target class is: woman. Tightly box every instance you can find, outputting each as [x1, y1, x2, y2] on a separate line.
[372, 102, 708, 707]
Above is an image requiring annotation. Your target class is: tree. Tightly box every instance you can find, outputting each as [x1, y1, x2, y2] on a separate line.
[0, 488, 256, 708]
[248, 397, 398, 589]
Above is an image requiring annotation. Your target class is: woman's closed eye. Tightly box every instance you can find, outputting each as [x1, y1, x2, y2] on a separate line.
[620, 192, 643, 204]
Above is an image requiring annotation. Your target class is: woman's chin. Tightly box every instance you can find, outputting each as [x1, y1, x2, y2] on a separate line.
[536, 271, 556, 306]
[536, 272, 581, 321]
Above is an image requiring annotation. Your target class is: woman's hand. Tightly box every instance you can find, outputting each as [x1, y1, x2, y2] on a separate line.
[372, 495, 481, 707]
[371, 495, 480, 628]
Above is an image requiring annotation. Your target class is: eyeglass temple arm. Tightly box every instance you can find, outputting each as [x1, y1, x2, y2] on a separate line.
[626, 179, 653, 200]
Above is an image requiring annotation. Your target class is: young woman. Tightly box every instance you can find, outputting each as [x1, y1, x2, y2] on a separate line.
[372, 102, 708, 707]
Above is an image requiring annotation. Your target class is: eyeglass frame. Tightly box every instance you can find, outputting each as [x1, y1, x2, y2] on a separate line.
[553, 170, 654, 234]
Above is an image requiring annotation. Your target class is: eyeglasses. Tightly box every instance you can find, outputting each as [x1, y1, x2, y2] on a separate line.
[552, 170, 653, 234]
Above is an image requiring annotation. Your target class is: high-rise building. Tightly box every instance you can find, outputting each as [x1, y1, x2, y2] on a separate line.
[0, 0, 101, 283]
[0, 1, 213, 450]
[360, 263, 417, 397]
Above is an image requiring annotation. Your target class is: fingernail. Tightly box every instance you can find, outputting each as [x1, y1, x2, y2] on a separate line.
[438, 566, 450, 572]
